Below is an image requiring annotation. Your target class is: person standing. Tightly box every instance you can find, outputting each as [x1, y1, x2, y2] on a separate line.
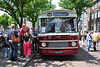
[86, 31, 88, 45]
[23, 27, 32, 61]
[87, 31, 93, 52]
[3, 34, 9, 60]
[93, 31, 99, 51]
[19, 24, 26, 57]
[8, 24, 18, 61]
[81, 34, 85, 46]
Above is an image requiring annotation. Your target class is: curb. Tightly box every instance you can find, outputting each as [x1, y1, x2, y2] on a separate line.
[24, 52, 38, 67]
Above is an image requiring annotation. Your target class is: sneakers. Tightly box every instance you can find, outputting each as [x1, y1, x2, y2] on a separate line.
[5, 58, 9, 60]
[26, 59, 29, 61]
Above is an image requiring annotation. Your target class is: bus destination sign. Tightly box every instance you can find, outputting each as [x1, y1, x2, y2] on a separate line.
[53, 12, 69, 16]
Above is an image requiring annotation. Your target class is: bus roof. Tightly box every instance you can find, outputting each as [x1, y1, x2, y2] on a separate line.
[39, 9, 77, 18]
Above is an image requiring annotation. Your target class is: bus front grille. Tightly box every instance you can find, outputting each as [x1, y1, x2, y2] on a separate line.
[49, 42, 69, 47]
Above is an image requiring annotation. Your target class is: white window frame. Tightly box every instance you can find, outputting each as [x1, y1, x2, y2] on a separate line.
[92, 5, 94, 10]
[95, 12, 97, 18]
[92, 13, 94, 19]
[88, 17, 90, 21]
[85, 18, 87, 23]
[88, 8, 90, 13]
[95, 2, 97, 8]
[98, 10, 100, 17]
[97, 22, 100, 31]
[98, 0, 100, 6]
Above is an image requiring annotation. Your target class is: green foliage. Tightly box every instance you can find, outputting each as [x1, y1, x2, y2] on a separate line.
[0, 14, 9, 28]
[0, 0, 55, 27]
[0, 0, 32, 27]
[25, 0, 56, 25]
[59, 0, 93, 21]
[59, 0, 93, 30]
[0, 14, 17, 28]
[0, 0, 19, 24]
[8, 17, 17, 26]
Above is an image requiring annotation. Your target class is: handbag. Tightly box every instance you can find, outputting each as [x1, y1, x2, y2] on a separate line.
[11, 30, 20, 43]
[28, 42, 32, 48]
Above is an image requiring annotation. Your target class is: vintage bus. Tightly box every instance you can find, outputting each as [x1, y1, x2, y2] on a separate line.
[37, 9, 79, 55]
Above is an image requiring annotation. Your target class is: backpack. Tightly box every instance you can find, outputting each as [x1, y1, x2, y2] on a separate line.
[11, 30, 20, 43]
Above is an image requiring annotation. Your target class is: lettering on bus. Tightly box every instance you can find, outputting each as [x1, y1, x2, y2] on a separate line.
[53, 12, 69, 16]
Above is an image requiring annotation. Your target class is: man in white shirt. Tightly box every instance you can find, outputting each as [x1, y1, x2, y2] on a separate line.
[87, 31, 93, 52]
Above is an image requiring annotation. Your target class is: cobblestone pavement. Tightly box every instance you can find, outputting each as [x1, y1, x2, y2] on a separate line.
[0, 44, 34, 67]
[27, 41, 100, 67]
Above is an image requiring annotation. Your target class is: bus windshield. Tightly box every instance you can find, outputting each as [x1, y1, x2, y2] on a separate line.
[39, 18, 76, 34]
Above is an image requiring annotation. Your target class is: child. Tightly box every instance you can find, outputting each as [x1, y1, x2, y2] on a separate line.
[3, 34, 9, 60]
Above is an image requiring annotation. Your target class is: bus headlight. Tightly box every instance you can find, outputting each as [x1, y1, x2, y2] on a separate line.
[72, 42, 76, 46]
[41, 42, 46, 47]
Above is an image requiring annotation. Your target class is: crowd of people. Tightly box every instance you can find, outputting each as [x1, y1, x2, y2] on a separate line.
[81, 31, 100, 52]
[1, 24, 37, 61]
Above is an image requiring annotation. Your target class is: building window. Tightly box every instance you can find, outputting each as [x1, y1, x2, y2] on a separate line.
[97, 22, 100, 31]
[99, 0, 100, 6]
[98, 11, 100, 17]
[88, 17, 90, 21]
[92, 26, 94, 30]
[84, 25, 87, 31]
[95, 2, 97, 8]
[88, 8, 90, 13]
[85, 18, 87, 23]
[92, 5, 94, 10]
[84, 10, 87, 15]
[94, 23, 96, 31]
[92, 13, 94, 19]
[85, 25, 86, 28]
[95, 12, 97, 18]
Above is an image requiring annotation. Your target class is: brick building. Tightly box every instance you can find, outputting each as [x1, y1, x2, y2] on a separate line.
[82, 0, 100, 31]
[85, 0, 100, 31]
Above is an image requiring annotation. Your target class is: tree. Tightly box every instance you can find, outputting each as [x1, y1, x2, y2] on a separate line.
[8, 17, 17, 26]
[0, 0, 55, 27]
[59, 0, 93, 31]
[0, 0, 31, 28]
[0, 14, 9, 28]
[25, 0, 56, 26]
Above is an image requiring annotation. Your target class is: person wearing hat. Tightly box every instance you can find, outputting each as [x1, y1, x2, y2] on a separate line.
[19, 24, 26, 57]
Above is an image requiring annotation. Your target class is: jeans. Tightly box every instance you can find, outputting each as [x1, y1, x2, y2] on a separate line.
[87, 40, 92, 52]
[9, 41, 18, 61]
[4, 47, 8, 59]
[87, 40, 88, 45]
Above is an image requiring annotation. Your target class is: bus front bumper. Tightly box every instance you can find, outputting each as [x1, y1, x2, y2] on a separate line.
[39, 49, 78, 55]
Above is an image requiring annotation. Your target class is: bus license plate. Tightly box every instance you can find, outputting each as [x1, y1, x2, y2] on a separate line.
[55, 51, 63, 53]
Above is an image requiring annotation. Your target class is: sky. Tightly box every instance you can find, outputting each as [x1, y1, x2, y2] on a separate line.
[52, 0, 61, 9]
[0, 0, 61, 16]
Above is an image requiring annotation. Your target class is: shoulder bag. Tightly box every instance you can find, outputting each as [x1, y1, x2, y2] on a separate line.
[11, 30, 20, 43]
